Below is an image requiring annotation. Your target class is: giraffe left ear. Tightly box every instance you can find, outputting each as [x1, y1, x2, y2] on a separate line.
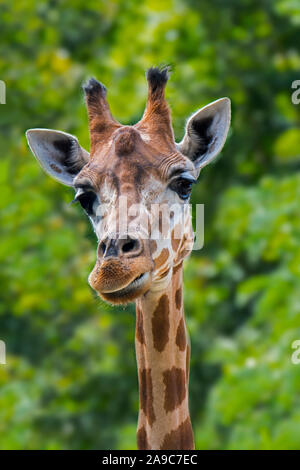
[26, 129, 89, 187]
[178, 98, 231, 170]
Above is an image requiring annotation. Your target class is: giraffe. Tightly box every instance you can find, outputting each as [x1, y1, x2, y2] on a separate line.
[26, 66, 230, 450]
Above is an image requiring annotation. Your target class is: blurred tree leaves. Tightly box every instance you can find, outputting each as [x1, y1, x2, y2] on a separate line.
[0, 0, 300, 450]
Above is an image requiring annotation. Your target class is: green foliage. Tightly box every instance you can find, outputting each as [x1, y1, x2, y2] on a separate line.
[1, 0, 300, 449]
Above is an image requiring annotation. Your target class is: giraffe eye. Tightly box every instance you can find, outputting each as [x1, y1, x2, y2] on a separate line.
[169, 177, 195, 200]
[74, 191, 97, 215]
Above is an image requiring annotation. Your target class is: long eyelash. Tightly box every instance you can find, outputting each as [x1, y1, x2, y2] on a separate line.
[180, 175, 197, 184]
[169, 177, 196, 189]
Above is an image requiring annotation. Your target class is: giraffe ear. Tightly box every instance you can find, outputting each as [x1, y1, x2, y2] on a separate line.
[25, 129, 89, 187]
[178, 98, 231, 170]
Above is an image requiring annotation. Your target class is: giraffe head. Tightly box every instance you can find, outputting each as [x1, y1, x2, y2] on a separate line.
[26, 67, 230, 305]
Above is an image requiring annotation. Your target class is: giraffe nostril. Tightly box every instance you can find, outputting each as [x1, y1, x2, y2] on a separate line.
[98, 236, 142, 259]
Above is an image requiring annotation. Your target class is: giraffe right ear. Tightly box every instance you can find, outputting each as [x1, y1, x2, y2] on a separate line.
[25, 129, 89, 187]
[178, 98, 231, 170]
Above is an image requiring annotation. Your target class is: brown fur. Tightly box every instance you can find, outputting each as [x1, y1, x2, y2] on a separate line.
[135, 66, 175, 150]
[114, 127, 137, 156]
[171, 224, 182, 252]
[175, 287, 182, 310]
[136, 307, 145, 345]
[173, 262, 183, 276]
[154, 248, 169, 270]
[151, 294, 170, 352]
[160, 417, 194, 450]
[139, 368, 156, 426]
[137, 426, 150, 450]
[83, 78, 120, 154]
[176, 318, 186, 351]
[163, 367, 186, 413]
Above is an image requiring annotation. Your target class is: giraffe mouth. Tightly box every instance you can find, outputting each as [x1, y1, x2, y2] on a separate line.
[99, 272, 151, 303]
[105, 272, 149, 295]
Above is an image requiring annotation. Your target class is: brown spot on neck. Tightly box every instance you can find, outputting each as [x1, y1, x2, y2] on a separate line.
[154, 248, 169, 270]
[163, 367, 186, 413]
[160, 416, 194, 450]
[139, 368, 156, 427]
[173, 262, 183, 276]
[151, 294, 170, 352]
[175, 287, 182, 310]
[137, 426, 150, 450]
[176, 318, 186, 351]
[136, 307, 145, 345]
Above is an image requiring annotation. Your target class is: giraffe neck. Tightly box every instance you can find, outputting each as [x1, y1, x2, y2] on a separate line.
[135, 263, 194, 450]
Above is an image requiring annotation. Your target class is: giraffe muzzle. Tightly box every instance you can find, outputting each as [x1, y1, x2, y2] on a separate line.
[88, 246, 153, 304]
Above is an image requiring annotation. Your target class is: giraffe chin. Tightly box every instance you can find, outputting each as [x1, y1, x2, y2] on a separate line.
[98, 272, 152, 305]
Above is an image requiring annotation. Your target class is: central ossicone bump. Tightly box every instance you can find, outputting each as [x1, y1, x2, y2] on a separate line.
[114, 127, 138, 156]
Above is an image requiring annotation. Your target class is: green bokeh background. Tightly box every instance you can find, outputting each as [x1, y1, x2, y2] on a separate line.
[1, 0, 300, 450]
